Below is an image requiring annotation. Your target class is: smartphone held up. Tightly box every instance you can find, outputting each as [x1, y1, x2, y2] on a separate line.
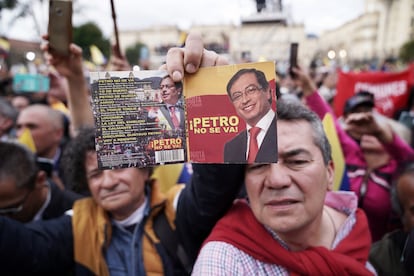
[289, 42, 299, 79]
[48, 0, 73, 56]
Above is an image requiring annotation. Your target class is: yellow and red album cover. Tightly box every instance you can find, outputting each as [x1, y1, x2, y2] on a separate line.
[184, 61, 277, 163]
[90, 70, 187, 169]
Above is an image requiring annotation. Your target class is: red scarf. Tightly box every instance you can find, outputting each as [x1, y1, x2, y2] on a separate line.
[204, 200, 373, 276]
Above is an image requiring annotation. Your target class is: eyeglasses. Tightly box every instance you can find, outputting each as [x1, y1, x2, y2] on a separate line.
[230, 85, 263, 102]
[0, 190, 32, 215]
[159, 84, 175, 90]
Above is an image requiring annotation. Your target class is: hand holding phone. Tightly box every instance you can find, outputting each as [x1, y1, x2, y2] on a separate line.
[48, 0, 73, 56]
[289, 42, 299, 79]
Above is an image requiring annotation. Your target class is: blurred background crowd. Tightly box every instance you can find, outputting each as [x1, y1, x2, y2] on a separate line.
[1, 0, 414, 274]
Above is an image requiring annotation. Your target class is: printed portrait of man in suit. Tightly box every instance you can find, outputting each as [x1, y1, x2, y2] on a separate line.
[149, 75, 185, 132]
[223, 68, 277, 163]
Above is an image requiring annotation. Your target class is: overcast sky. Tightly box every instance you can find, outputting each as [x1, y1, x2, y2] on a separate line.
[1, 0, 365, 41]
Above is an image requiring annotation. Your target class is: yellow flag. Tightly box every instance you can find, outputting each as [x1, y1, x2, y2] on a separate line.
[50, 100, 70, 117]
[90, 45, 106, 65]
[178, 31, 188, 46]
[152, 164, 185, 193]
[83, 60, 97, 71]
[322, 113, 346, 190]
[17, 128, 36, 153]
[0, 38, 10, 52]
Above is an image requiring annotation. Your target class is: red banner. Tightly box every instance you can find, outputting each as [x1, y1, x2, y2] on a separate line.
[333, 64, 414, 118]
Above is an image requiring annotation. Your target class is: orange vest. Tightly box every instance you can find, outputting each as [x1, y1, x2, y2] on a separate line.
[71, 181, 184, 275]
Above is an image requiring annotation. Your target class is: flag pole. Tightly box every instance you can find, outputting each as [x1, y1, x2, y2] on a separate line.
[110, 0, 122, 58]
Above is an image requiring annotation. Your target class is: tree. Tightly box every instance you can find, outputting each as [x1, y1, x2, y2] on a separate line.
[399, 39, 414, 64]
[1, 0, 43, 36]
[73, 22, 110, 62]
[0, 0, 18, 11]
[125, 42, 147, 67]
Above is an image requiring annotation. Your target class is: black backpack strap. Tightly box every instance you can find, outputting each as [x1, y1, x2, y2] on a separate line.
[153, 211, 192, 275]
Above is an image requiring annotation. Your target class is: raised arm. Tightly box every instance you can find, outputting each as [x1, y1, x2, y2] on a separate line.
[41, 37, 94, 134]
[164, 32, 245, 264]
[0, 215, 74, 274]
[294, 67, 414, 163]
[292, 67, 361, 154]
[176, 163, 245, 264]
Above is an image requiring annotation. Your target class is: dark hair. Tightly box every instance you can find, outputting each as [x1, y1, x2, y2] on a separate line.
[60, 127, 96, 194]
[60, 127, 153, 194]
[161, 75, 183, 92]
[391, 162, 414, 216]
[0, 141, 38, 189]
[276, 98, 332, 164]
[226, 68, 270, 98]
[0, 98, 18, 123]
[343, 90, 375, 115]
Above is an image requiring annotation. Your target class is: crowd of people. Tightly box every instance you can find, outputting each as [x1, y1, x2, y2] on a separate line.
[0, 31, 414, 275]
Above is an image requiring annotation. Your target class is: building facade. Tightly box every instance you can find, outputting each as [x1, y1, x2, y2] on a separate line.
[117, 0, 414, 70]
[319, 0, 414, 68]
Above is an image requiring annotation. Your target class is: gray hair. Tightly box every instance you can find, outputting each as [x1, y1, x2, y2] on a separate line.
[0, 97, 18, 122]
[276, 98, 332, 164]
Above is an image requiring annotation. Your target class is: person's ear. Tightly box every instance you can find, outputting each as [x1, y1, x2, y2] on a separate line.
[266, 87, 272, 101]
[34, 170, 47, 189]
[326, 160, 335, 191]
[143, 168, 151, 180]
[2, 118, 13, 130]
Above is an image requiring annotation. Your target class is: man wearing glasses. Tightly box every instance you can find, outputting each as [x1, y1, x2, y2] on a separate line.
[150, 75, 185, 132]
[223, 68, 277, 163]
[0, 141, 82, 222]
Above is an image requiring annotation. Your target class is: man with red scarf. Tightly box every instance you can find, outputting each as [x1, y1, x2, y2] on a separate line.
[192, 99, 375, 275]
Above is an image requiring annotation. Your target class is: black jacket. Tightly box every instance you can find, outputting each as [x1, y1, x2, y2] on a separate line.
[42, 180, 84, 220]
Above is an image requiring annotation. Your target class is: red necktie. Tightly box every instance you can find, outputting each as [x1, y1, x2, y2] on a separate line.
[169, 106, 180, 129]
[247, 126, 261, 163]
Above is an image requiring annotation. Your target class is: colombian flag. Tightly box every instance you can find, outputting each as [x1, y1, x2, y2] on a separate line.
[90, 45, 106, 66]
[152, 163, 193, 193]
[17, 128, 36, 153]
[50, 100, 70, 117]
[0, 37, 10, 56]
[322, 113, 350, 191]
[178, 31, 188, 47]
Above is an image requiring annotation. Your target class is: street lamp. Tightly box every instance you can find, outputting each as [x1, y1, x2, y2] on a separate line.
[25, 51, 36, 62]
[327, 50, 336, 60]
[25, 51, 37, 74]
[339, 49, 347, 59]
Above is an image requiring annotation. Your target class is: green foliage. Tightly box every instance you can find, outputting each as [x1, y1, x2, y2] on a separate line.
[0, 0, 18, 9]
[73, 22, 110, 62]
[125, 42, 147, 66]
[399, 39, 414, 64]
